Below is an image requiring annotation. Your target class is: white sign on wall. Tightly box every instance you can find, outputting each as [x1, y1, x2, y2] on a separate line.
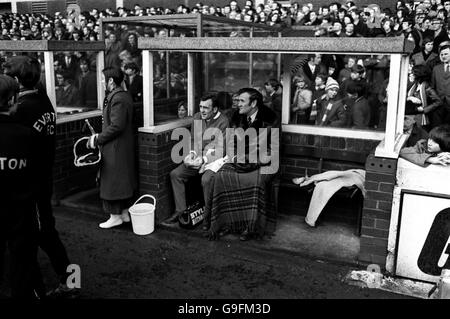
[396, 192, 450, 283]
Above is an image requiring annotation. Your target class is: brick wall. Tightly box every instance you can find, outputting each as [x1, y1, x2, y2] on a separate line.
[53, 116, 102, 201]
[281, 132, 379, 179]
[279, 132, 379, 215]
[358, 154, 397, 268]
[138, 130, 179, 223]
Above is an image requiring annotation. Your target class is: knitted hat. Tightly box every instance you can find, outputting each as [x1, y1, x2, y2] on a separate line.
[325, 77, 339, 91]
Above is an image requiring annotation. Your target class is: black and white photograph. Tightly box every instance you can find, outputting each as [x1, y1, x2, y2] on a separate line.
[0, 0, 450, 307]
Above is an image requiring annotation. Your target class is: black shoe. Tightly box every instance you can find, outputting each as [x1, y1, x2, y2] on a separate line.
[239, 229, 250, 241]
[46, 284, 80, 299]
[161, 213, 180, 225]
[219, 228, 230, 237]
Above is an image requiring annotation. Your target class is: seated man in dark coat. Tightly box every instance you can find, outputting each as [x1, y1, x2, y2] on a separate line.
[207, 88, 280, 241]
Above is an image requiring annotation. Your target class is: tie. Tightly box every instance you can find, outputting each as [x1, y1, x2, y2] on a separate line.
[247, 116, 252, 127]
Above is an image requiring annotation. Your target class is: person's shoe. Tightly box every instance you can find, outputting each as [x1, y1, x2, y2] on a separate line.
[99, 214, 123, 229]
[219, 228, 230, 237]
[304, 217, 316, 228]
[121, 209, 131, 223]
[161, 212, 180, 226]
[46, 283, 80, 299]
[239, 229, 251, 241]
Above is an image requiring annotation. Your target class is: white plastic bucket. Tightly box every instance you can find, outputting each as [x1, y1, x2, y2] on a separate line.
[128, 195, 156, 235]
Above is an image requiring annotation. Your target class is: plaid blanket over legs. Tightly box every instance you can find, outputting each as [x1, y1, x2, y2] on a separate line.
[209, 164, 277, 238]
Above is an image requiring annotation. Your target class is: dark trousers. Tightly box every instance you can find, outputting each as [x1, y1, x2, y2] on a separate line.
[36, 178, 70, 284]
[0, 204, 38, 298]
[170, 164, 215, 224]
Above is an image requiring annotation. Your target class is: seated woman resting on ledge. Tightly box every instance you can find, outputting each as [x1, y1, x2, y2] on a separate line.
[400, 124, 450, 167]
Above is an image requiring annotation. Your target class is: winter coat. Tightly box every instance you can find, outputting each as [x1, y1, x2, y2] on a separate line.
[97, 88, 137, 201]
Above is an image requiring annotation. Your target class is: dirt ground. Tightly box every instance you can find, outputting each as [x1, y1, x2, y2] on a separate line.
[1, 206, 411, 300]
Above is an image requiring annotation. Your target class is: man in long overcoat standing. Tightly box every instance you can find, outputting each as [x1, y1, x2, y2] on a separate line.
[88, 67, 137, 228]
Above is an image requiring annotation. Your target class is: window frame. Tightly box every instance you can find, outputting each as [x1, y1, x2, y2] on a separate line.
[0, 40, 106, 124]
[138, 36, 413, 158]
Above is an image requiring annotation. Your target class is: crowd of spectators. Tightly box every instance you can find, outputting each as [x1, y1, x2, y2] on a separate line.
[1, 1, 450, 42]
[0, 1, 450, 131]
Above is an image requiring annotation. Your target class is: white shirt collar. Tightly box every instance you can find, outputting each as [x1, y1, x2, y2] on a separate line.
[248, 110, 258, 123]
[206, 111, 221, 122]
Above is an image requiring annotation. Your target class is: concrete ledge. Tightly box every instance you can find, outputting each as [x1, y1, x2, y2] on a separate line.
[139, 36, 413, 54]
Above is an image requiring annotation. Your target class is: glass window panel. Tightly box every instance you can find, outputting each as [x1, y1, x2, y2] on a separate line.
[206, 52, 250, 93]
[154, 51, 187, 126]
[284, 53, 390, 132]
[251, 53, 278, 88]
[54, 50, 98, 114]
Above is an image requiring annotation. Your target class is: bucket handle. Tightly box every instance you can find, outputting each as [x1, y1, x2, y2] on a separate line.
[132, 194, 156, 207]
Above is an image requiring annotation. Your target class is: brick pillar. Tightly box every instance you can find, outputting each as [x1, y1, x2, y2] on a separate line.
[359, 154, 398, 268]
[138, 131, 179, 224]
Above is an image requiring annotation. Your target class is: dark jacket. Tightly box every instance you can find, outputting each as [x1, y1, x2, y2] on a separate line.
[229, 105, 280, 172]
[350, 96, 371, 129]
[59, 54, 79, 76]
[97, 88, 137, 200]
[268, 90, 282, 120]
[124, 74, 143, 102]
[408, 81, 443, 128]
[405, 124, 429, 148]
[302, 62, 327, 88]
[12, 90, 56, 177]
[431, 63, 450, 106]
[105, 41, 123, 68]
[56, 84, 79, 107]
[79, 71, 98, 108]
[0, 114, 37, 204]
[316, 96, 347, 127]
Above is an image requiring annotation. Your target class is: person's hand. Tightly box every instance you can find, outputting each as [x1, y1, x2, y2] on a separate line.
[416, 139, 427, 153]
[183, 151, 196, 167]
[292, 177, 306, 185]
[437, 152, 450, 164]
[190, 156, 203, 170]
[300, 177, 315, 187]
[417, 106, 424, 113]
[407, 96, 421, 104]
[86, 134, 98, 149]
[427, 156, 450, 166]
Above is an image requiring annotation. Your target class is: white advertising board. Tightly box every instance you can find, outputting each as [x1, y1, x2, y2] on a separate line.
[396, 192, 450, 283]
